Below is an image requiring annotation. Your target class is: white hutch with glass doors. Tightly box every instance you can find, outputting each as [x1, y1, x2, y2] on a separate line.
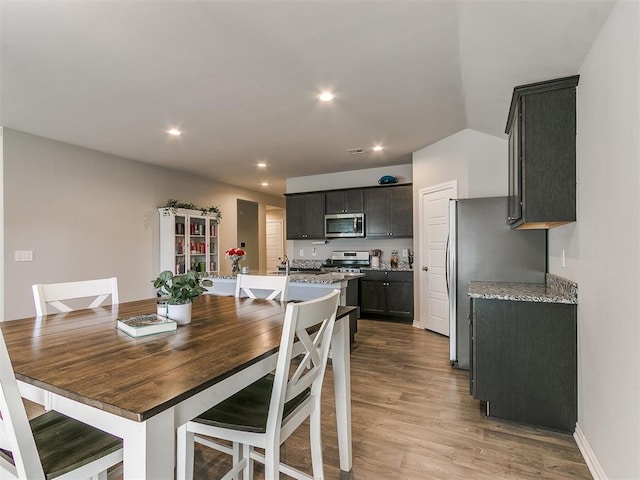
[159, 207, 219, 275]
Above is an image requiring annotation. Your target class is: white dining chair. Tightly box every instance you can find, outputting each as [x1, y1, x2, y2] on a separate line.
[32, 277, 119, 316]
[176, 289, 340, 480]
[234, 274, 289, 301]
[0, 328, 123, 480]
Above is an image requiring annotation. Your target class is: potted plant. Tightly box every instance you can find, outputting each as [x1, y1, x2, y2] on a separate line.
[153, 270, 213, 325]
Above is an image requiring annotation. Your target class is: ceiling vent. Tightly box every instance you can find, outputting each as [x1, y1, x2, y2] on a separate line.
[346, 147, 365, 155]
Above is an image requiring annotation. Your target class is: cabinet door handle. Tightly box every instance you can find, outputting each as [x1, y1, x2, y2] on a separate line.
[422, 266, 429, 271]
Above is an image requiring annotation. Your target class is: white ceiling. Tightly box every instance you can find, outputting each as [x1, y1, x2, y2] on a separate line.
[0, 0, 614, 196]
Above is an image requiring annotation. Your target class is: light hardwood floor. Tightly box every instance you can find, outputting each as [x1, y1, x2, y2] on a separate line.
[106, 319, 592, 479]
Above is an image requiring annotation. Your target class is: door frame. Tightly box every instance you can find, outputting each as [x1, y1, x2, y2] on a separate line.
[416, 180, 458, 331]
[266, 218, 284, 271]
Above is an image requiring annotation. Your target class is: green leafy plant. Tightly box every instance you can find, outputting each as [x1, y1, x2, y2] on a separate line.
[153, 270, 213, 305]
[161, 199, 222, 220]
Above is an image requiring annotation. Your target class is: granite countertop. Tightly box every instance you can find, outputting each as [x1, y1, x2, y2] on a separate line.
[206, 271, 364, 284]
[468, 274, 578, 304]
[361, 266, 414, 272]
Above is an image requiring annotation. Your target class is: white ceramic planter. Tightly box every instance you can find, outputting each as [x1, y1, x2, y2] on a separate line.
[167, 302, 192, 325]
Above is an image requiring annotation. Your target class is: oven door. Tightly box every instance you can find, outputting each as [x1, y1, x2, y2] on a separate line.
[325, 213, 365, 238]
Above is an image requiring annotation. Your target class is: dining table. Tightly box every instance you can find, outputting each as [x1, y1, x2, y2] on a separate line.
[1, 294, 355, 479]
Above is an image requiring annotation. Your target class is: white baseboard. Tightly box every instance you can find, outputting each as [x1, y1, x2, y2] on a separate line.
[574, 423, 608, 480]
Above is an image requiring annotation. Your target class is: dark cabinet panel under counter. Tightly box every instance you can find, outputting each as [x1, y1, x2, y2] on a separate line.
[468, 276, 578, 433]
[359, 270, 413, 322]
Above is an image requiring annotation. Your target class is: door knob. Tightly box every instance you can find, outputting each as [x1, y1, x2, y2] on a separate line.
[422, 266, 429, 271]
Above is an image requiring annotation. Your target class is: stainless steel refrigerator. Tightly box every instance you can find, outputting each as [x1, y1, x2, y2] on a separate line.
[448, 197, 546, 370]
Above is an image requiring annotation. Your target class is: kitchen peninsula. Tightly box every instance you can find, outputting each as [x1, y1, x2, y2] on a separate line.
[205, 271, 362, 346]
[205, 271, 362, 300]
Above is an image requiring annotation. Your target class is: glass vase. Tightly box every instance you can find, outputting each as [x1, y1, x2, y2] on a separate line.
[232, 259, 241, 275]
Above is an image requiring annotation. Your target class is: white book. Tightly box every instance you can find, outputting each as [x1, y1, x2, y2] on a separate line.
[117, 314, 177, 338]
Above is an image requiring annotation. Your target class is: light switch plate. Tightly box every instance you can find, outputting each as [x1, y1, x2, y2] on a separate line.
[15, 250, 33, 262]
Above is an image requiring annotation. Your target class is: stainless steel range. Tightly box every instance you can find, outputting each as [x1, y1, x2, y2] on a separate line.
[322, 251, 370, 273]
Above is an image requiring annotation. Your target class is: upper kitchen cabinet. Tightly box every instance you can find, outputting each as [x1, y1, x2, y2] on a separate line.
[364, 184, 413, 238]
[325, 188, 364, 214]
[285, 192, 325, 239]
[506, 75, 579, 230]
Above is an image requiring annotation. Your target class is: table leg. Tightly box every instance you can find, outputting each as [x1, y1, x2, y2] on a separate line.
[123, 408, 175, 479]
[49, 393, 176, 479]
[332, 313, 353, 472]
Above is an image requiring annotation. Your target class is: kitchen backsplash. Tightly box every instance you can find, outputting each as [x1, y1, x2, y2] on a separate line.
[288, 238, 413, 265]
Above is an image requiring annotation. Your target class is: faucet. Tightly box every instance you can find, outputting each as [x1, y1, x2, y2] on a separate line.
[280, 255, 290, 275]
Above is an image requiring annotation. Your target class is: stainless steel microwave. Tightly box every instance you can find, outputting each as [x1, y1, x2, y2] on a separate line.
[324, 213, 365, 238]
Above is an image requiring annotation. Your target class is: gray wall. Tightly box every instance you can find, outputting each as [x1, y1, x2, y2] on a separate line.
[411, 128, 508, 326]
[3, 128, 284, 320]
[548, 2, 640, 477]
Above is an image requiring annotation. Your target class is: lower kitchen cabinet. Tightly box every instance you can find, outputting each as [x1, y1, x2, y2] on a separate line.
[471, 297, 577, 432]
[360, 270, 413, 322]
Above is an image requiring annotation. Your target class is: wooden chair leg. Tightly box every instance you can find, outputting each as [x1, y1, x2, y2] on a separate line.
[232, 442, 241, 480]
[263, 442, 280, 480]
[176, 424, 195, 480]
[242, 443, 253, 480]
[310, 399, 325, 480]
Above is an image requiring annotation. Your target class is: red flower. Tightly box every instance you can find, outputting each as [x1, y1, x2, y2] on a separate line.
[225, 247, 246, 260]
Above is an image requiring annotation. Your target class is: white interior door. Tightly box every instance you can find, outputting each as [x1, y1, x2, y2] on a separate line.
[418, 181, 457, 335]
[266, 219, 284, 271]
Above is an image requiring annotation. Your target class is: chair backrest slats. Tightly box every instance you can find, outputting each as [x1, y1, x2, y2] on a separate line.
[266, 290, 340, 436]
[234, 274, 288, 301]
[32, 277, 119, 316]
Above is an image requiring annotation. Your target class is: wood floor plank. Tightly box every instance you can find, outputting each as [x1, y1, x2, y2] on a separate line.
[107, 318, 591, 479]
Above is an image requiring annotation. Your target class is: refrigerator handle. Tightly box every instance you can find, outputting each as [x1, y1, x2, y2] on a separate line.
[445, 234, 450, 295]
[448, 199, 458, 365]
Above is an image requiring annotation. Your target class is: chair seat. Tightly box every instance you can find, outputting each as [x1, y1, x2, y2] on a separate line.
[1, 411, 122, 480]
[193, 374, 310, 434]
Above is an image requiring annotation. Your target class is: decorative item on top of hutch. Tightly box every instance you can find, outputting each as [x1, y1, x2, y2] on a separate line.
[158, 200, 221, 275]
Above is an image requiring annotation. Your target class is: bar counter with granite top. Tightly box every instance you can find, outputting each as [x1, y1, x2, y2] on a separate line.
[207, 271, 364, 284]
[204, 271, 363, 304]
[468, 273, 577, 304]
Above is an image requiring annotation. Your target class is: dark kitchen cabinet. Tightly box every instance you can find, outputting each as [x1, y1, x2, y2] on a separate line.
[364, 184, 413, 238]
[285, 192, 325, 239]
[360, 270, 413, 322]
[506, 75, 579, 229]
[325, 188, 364, 214]
[470, 297, 577, 432]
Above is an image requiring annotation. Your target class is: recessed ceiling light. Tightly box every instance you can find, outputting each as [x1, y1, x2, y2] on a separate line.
[257, 162, 267, 168]
[372, 145, 384, 152]
[261, 182, 269, 187]
[318, 91, 335, 102]
[167, 128, 181, 136]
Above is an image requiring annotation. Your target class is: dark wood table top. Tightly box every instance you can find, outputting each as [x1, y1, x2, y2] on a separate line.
[1, 295, 354, 422]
